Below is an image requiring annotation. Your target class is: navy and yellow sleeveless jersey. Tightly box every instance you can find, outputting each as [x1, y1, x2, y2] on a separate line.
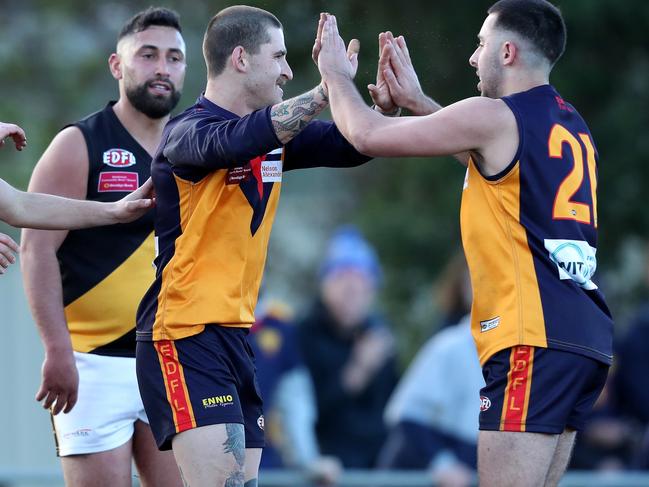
[57, 103, 155, 357]
[460, 85, 613, 366]
[136, 95, 369, 342]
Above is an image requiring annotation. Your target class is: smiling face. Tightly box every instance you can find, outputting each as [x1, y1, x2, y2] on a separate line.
[468, 13, 505, 99]
[243, 27, 293, 110]
[116, 25, 186, 118]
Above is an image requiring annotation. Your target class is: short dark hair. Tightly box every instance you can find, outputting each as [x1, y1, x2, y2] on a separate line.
[118, 7, 182, 42]
[203, 6, 282, 77]
[488, 0, 566, 66]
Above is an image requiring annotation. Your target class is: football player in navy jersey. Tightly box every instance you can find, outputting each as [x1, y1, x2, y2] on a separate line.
[133, 6, 400, 487]
[318, 1, 612, 486]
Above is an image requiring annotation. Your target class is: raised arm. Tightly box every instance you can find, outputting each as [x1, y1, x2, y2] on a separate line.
[317, 15, 517, 175]
[379, 32, 442, 116]
[164, 14, 362, 170]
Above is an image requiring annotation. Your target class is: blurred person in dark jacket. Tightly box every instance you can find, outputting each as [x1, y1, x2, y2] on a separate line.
[607, 242, 649, 470]
[249, 302, 342, 485]
[297, 226, 398, 468]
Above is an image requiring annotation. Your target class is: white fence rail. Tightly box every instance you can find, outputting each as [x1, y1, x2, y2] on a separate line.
[1, 469, 649, 487]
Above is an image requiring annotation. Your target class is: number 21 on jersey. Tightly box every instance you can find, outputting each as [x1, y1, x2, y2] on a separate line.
[549, 124, 598, 228]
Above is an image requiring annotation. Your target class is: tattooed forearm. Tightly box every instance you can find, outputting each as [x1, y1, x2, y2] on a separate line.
[271, 84, 329, 144]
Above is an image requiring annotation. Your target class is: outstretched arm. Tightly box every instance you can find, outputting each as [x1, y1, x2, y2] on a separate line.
[318, 15, 514, 173]
[271, 13, 360, 145]
[165, 14, 361, 169]
[0, 177, 153, 230]
[380, 32, 470, 164]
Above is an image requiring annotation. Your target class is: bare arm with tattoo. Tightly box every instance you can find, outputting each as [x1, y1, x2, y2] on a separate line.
[270, 83, 329, 144]
[270, 12, 359, 144]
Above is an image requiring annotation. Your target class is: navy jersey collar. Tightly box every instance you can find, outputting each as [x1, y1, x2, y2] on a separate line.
[197, 94, 240, 119]
[505, 84, 557, 99]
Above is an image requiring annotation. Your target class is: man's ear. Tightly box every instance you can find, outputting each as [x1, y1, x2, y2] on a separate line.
[502, 41, 517, 66]
[231, 46, 249, 73]
[108, 53, 122, 80]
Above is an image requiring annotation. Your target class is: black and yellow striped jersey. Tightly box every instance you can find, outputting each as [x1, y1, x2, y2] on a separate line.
[58, 103, 155, 356]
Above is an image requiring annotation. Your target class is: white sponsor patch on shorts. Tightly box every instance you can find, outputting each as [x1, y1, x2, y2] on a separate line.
[480, 316, 500, 332]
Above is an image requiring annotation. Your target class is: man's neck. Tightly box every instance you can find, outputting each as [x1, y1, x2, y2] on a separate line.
[112, 99, 168, 156]
[204, 77, 254, 117]
[500, 71, 550, 98]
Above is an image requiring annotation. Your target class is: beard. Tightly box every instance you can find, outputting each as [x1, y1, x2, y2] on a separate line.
[480, 56, 504, 99]
[125, 78, 181, 119]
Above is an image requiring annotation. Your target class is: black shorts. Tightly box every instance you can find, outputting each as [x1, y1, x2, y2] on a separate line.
[479, 346, 609, 434]
[136, 326, 264, 450]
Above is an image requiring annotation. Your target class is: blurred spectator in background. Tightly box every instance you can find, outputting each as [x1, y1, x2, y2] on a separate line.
[248, 300, 342, 485]
[569, 241, 649, 472]
[569, 375, 636, 472]
[297, 226, 398, 468]
[598, 241, 649, 470]
[377, 253, 483, 487]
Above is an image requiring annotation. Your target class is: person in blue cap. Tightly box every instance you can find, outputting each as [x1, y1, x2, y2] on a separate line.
[296, 225, 398, 468]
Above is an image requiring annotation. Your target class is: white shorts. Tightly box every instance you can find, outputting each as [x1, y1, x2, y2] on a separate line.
[52, 352, 148, 456]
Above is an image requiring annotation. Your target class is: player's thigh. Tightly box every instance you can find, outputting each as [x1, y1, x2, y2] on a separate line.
[544, 429, 577, 487]
[61, 440, 133, 487]
[132, 420, 182, 487]
[478, 430, 558, 487]
[245, 447, 262, 484]
[172, 423, 245, 487]
[478, 346, 607, 486]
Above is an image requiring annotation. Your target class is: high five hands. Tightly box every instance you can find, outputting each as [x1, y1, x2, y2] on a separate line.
[315, 13, 426, 114]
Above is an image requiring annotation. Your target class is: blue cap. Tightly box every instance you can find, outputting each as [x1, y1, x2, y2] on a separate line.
[319, 225, 382, 286]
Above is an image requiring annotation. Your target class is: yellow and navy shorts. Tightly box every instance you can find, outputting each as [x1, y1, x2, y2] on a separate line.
[136, 326, 265, 450]
[479, 346, 609, 434]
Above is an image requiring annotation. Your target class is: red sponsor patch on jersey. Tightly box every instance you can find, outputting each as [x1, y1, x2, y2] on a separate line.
[103, 148, 136, 167]
[98, 172, 139, 192]
[226, 164, 253, 185]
